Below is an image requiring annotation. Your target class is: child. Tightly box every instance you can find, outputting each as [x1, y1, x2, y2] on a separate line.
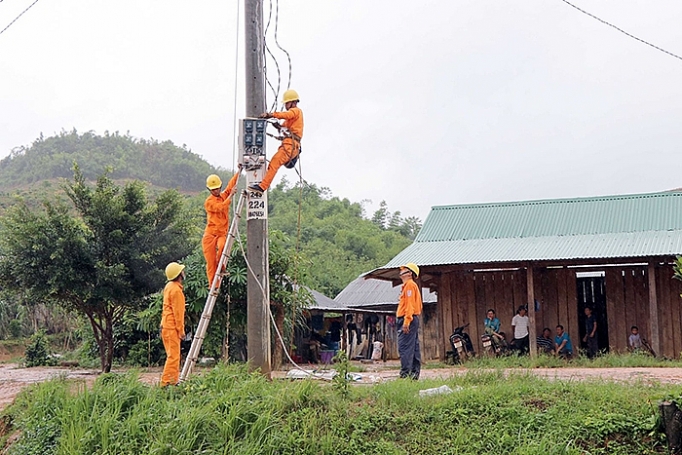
[628, 326, 642, 351]
[202, 168, 241, 288]
[371, 339, 384, 361]
[249, 89, 303, 194]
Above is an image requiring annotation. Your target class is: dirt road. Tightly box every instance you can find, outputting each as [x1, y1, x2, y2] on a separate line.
[2, 362, 682, 411]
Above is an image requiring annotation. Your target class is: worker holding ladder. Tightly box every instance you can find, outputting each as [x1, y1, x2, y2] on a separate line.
[202, 167, 242, 287]
[248, 89, 303, 194]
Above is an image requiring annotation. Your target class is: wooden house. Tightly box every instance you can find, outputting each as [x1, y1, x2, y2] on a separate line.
[334, 274, 439, 360]
[367, 192, 682, 358]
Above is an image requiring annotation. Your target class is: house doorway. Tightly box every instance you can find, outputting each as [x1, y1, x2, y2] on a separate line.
[576, 272, 609, 354]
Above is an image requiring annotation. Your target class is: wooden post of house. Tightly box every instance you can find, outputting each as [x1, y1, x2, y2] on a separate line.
[527, 264, 537, 359]
[648, 261, 661, 356]
[438, 273, 454, 360]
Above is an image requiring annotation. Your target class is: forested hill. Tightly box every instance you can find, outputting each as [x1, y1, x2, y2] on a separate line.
[0, 131, 421, 296]
[0, 130, 223, 192]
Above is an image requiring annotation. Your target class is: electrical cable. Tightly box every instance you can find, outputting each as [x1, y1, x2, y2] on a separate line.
[559, 0, 682, 62]
[263, 0, 281, 112]
[231, 0, 241, 171]
[0, 0, 40, 36]
[234, 222, 332, 381]
[264, 42, 282, 112]
[272, 0, 293, 90]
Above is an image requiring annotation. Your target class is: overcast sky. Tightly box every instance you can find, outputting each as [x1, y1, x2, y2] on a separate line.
[1, 0, 681, 222]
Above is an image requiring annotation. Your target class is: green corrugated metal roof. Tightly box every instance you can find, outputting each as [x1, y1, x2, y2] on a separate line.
[375, 192, 682, 272]
[417, 191, 682, 242]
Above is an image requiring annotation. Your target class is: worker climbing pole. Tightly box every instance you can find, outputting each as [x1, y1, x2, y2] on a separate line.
[248, 89, 304, 195]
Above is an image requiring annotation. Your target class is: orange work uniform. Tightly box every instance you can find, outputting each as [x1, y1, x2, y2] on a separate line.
[259, 106, 304, 191]
[160, 280, 185, 386]
[397, 277, 422, 379]
[202, 172, 240, 287]
[397, 279, 422, 327]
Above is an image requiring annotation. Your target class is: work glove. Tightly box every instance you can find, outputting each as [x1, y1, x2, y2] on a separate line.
[259, 112, 271, 119]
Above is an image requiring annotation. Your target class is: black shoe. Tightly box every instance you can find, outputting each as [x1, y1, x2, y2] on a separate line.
[248, 184, 265, 194]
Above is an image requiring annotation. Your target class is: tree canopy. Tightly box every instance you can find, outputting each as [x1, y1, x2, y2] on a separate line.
[0, 166, 196, 371]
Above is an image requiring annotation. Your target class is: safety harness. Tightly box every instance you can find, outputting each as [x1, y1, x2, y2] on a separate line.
[266, 123, 301, 169]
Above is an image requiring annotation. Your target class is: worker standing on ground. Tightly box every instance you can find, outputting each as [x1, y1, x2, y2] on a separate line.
[161, 262, 186, 387]
[248, 89, 303, 194]
[202, 168, 241, 287]
[396, 262, 422, 379]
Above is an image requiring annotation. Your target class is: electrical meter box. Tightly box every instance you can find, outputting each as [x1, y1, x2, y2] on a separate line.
[239, 118, 267, 171]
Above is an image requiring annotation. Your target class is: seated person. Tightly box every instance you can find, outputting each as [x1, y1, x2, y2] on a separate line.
[305, 331, 328, 363]
[628, 325, 642, 351]
[554, 325, 573, 359]
[484, 309, 502, 338]
[536, 327, 554, 354]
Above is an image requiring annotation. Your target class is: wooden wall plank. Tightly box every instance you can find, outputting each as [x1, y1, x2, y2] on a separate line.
[658, 267, 682, 358]
[620, 269, 633, 350]
[501, 271, 516, 343]
[510, 270, 526, 337]
[465, 272, 479, 353]
[604, 269, 621, 352]
[546, 269, 559, 333]
[439, 273, 453, 359]
[634, 268, 648, 339]
[566, 270, 579, 350]
[557, 269, 569, 333]
[657, 265, 673, 358]
[672, 274, 682, 359]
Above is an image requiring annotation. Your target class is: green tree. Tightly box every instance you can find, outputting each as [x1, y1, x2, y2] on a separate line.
[268, 182, 416, 296]
[0, 167, 196, 372]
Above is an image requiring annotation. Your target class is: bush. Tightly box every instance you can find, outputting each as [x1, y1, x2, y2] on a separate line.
[24, 330, 54, 367]
[8, 319, 22, 339]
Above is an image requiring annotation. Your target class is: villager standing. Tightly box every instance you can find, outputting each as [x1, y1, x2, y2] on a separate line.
[160, 262, 186, 387]
[396, 262, 422, 379]
[583, 307, 598, 358]
[511, 306, 530, 354]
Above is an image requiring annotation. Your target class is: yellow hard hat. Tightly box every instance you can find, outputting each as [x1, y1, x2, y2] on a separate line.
[165, 262, 185, 281]
[206, 174, 222, 190]
[400, 262, 420, 277]
[282, 89, 299, 104]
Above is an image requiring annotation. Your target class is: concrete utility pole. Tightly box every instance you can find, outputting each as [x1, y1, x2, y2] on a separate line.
[244, 0, 271, 377]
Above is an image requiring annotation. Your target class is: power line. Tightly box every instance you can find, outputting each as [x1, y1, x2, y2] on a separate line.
[559, 0, 682, 62]
[272, 0, 293, 90]
[231, 0, 240, 171]
[0, 0, 40, 36]
[263, 0, 280, 112]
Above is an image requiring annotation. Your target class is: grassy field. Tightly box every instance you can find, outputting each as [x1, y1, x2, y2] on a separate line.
[0, 363, 676, 455]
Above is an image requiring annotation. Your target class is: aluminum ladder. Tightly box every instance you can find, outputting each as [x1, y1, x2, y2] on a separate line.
[179, 190, 247, 382]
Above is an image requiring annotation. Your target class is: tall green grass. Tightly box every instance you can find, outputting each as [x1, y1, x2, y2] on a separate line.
[1, 364, 675, 454]
[461, 351, 680, 369]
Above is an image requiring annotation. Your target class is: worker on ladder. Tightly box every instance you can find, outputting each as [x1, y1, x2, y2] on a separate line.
[248, 89, 303, 194]
[161, 262, 186, 387]
[202, 167, 241, 287]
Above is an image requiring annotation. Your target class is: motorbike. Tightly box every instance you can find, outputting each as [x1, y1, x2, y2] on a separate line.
[446, 323, 475, 364]
[481, 331, 510, 356]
